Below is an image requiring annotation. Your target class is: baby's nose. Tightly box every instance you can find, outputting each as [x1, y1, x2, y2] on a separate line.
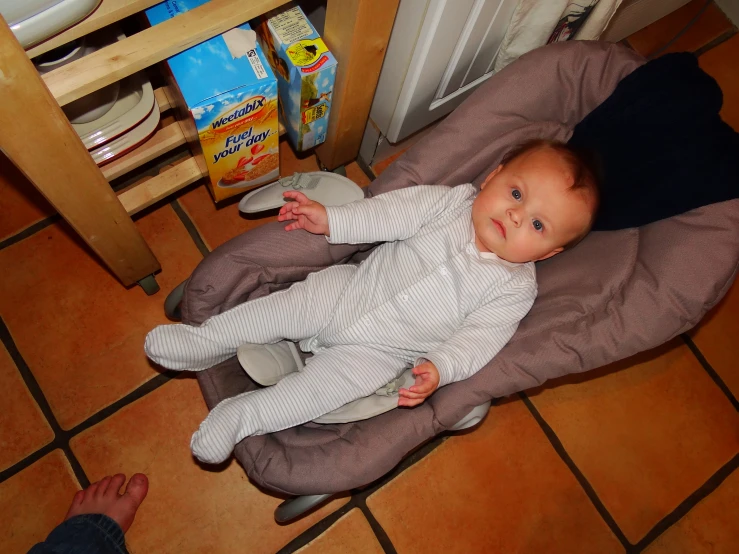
[507, 208, 521, 226]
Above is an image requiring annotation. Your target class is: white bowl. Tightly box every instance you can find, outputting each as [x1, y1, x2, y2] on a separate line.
[34, 38, 85, 74]
[2, 0, 101, 49]
[63, 81, 121, 124]
[34, 32, 121, 124]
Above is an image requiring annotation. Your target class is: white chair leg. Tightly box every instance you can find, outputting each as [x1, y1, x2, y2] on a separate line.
[449, 401, 492, 431]
[274, 494, 334, 523]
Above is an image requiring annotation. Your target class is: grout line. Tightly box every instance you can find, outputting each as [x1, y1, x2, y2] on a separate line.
[0, 215, 60, 251]
[0, 313, 178, 485]
[0, 442, 56, 483]
[66, 372, 178, 438]
[682, 335, 738, 412]
[356, 499, 398, 554]
[62, 444, 91, 489]
[171, 199, 211, 256]
[694, 28, 737, 57]
[355, 156, 377, 183]
[520, 393, 633, 550]
[633, 453, 739, 552]
[0, 317, 66, 440]
[0, 316, 90, 487]
[0, 371, 175, 485]
[620, 38, 635, 52]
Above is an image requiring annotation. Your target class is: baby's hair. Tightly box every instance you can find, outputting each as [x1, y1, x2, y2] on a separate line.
[502, 139, 601, 249]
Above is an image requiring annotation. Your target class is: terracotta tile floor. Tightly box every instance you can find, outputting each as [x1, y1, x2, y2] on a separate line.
[0, 152, 54, 242]
[1, 6, 738, 553]
[295, 509, 385, 554]
[627, 0, 733, 58]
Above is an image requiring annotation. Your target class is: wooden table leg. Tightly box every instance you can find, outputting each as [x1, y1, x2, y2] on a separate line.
[0, 18, 160, 288]
[316, 0, 400, 170]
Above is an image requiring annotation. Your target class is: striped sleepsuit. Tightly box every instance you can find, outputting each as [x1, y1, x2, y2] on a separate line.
[145, 184, 537, 463]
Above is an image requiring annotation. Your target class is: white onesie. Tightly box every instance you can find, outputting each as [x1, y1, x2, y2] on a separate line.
[145, 184, 537, 463]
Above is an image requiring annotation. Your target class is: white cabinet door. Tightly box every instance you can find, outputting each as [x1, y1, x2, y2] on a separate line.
[374, 0, 518, 143]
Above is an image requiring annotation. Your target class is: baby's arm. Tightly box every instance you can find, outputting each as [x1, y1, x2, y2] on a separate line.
[426, 273, 537, 387]
[281, 184, 476, 244]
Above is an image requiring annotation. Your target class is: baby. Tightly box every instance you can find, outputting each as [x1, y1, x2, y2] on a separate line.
[145, 139, 599, 464]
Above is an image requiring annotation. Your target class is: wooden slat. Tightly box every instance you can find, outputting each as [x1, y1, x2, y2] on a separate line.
[43, 0, 290, 106]
[26, 1, 163, 59]
[102, 121, 186, 181]
[316, 0, 400, 170]
[117, 157, 205, 214]
[154, 86, 174, 112]
[0, 19, 160, 286]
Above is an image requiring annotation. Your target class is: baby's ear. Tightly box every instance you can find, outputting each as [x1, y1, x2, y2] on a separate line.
[536, 247, 564, 261]
[481, 165, 503, 189]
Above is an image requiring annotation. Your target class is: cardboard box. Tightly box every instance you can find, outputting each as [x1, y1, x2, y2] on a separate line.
[146, 0, 279, 202]
[254, 4, 337, 151]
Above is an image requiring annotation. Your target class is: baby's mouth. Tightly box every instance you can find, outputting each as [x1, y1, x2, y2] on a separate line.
[492, 219, 506, 238]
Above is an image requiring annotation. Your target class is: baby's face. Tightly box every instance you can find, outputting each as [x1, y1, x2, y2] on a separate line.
[472, 148, 594, 263]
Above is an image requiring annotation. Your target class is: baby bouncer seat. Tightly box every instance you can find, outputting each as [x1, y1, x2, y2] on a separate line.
[171, 41, 739, 521]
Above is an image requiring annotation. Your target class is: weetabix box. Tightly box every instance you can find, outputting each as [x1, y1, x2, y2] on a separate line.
[253, 3, 337, 151]
[146, 0, 279, 202]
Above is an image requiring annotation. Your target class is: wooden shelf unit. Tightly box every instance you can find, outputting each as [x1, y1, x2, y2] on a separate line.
[0, 0, 400, 290]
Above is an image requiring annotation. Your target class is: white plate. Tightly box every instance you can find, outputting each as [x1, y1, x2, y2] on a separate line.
[72, 72, 155, 150]
[90, 98, 160, 166]
[3, 0, 101, 49]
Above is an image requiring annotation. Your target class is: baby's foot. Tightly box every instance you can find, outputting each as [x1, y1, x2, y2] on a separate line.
[65, 474, 149, 533]
[145, 324, 233, 371]
[190, 392, 256, 464]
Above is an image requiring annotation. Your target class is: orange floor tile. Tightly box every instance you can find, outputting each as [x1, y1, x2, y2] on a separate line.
[0, 450, 80, 553]
[176, 184, 276, 252]
[367, 399, 623, 553]
[69, 377, 348, 554]
[0, 206, 202, 429]
[371, 150, 406, 177]
[528, 341, 739, 543]
[0, 344, 54, 472]
[627, 0, 733, 58]
[699, 34, 739, 130]
[644, 468, 739, 553]
[296, 509, 385, 554]
[690, 281, 739, 399]
[0, 152, 55, 242]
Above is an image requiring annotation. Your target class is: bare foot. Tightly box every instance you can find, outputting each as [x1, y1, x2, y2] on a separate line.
[64, 473, 149, 533]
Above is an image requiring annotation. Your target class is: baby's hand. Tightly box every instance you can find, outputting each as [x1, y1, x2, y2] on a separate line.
[398, 361, 440, 407]
[277, 191, 329, 235]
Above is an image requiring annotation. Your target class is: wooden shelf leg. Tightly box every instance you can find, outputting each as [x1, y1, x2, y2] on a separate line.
[0, 18, 160, 288]
[316, 0, 400, 170]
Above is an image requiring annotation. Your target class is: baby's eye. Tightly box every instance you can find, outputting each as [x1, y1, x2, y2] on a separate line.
[533, 219, 544, 232]
[511, 189, 522, 201]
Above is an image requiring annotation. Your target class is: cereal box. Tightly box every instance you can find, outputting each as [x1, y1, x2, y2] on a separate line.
[253, 4, 337, 151]
[146, 0, 279, 202]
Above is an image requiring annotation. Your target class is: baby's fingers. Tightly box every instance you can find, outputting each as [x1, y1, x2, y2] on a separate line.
[398, 395, 424, 407]
[409, 381, 434, 394]
[277, 205, 300, 221]
[283, 221, 305, 232]
[283, 190, 310, 204]
[398, 388, 424, 400]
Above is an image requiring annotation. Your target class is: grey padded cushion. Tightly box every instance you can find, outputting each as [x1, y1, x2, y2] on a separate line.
[185, 41, 739, 495]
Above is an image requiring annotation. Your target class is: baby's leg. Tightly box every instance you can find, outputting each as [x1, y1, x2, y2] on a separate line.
[189, 345, 409, 463]
[145, 265, 355, 371]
